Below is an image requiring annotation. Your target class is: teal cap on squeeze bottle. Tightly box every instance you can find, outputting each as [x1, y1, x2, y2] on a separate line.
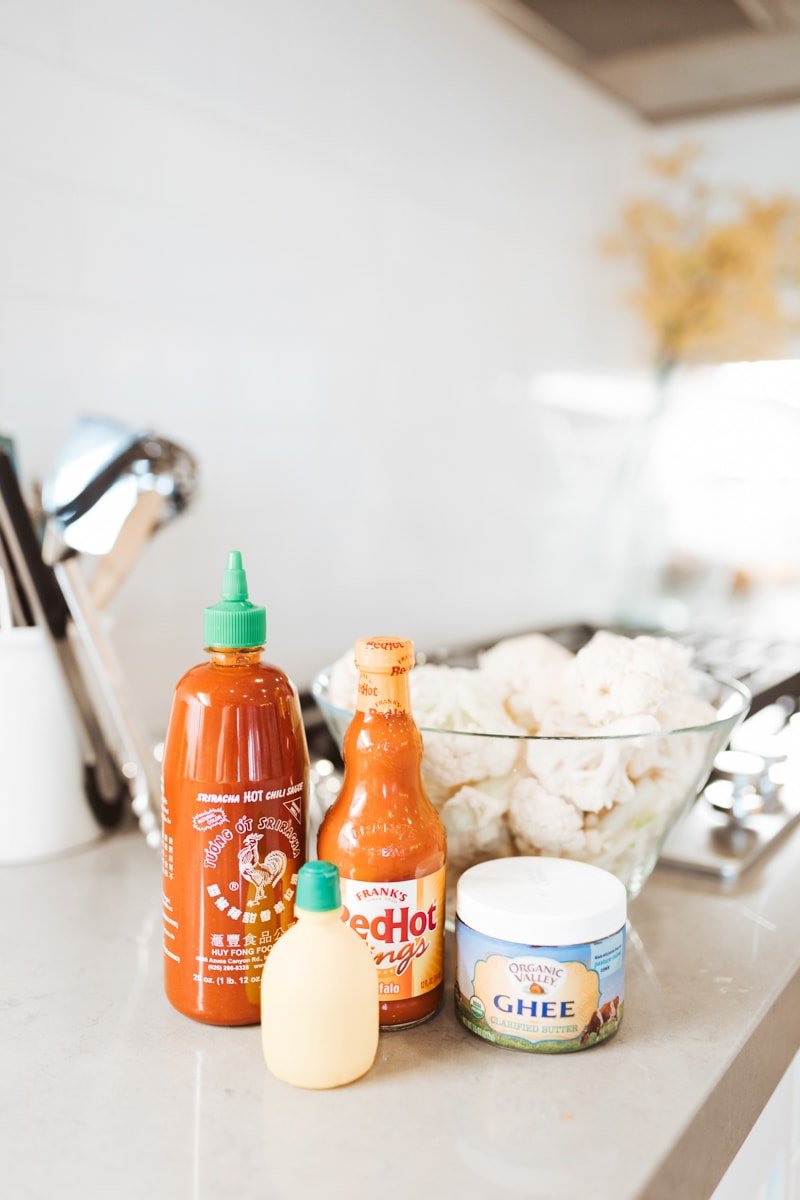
[295, 862, 341, 912]
[203, 550, 266, 649]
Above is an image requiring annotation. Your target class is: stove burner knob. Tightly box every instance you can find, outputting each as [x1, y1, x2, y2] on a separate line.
[706, 750, 765, 822]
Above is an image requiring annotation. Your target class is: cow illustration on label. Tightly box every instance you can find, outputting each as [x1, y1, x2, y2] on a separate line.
[580, 995, 620, 1044]
[238, 834, 287, 905]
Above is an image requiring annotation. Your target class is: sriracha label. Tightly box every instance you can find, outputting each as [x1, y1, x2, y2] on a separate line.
[162, 777, 305, 1012]
[340, 868, 445, 1001]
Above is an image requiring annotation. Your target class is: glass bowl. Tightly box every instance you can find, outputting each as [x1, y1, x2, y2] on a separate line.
[311, 665, 750, 900]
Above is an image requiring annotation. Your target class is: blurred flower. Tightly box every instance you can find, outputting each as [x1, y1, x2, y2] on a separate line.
[645, 143, 702, 181]
[606, 144, 800, 369]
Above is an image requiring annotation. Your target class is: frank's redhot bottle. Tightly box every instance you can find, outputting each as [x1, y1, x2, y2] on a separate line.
[317, 638, 446, 1028]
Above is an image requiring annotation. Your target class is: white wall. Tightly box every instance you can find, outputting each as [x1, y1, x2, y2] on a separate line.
[0, 0, 651, 731]
[652, 102, 800, 193]
[5, 2, 799, 736]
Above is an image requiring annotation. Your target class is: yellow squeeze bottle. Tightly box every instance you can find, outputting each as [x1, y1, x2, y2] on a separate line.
[261, 861, 379, 1089]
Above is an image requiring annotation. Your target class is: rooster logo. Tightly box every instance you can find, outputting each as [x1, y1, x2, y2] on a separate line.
[237, 834, 287, 906]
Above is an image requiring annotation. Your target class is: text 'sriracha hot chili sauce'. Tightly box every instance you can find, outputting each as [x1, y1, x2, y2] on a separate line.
[317, 638, 447, 1028]
[162, 551, 309, 1025]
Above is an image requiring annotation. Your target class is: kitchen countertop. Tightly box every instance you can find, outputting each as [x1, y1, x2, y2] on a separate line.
[2, 826, 799, 1200]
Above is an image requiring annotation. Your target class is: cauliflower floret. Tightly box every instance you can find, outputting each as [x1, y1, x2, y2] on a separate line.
[634, 635, 697, 695]
[420, 728, 520, 792]
[598, 713, 661, 782]
[420, 774, 459, 810]
[441, 778, 514, 867]
[479, 633, 573, 693]
[656, 695, 718, 732]
[588, 766, 689, 877]
[411, 665, 524, 791]
[569, 631, 695, 725]
[508, 778, 601, 857]
[410, 665, 519, 732]
[478, 634, 574, 732]
[628, 697, 718, 780]
[326, 649, 359, 711]
[524, 732, 634, 813]
[631, 768, 687, 818]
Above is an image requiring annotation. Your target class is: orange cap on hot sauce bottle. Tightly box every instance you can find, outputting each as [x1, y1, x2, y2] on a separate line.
[317, 638, 447, 1029]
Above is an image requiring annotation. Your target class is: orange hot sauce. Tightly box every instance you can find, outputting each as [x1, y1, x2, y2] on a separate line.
[317, 638, 447, 1029]
[162, 552, 309, 1026]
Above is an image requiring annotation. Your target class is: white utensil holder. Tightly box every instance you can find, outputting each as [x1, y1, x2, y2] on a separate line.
[0, 627, 101, 863]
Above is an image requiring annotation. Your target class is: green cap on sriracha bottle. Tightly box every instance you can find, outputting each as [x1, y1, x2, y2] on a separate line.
[203, 550, 266, 649]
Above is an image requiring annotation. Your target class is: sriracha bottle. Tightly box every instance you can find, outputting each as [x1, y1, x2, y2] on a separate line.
[162, 551, 308, 1025]
[317, 638, 446, 1028]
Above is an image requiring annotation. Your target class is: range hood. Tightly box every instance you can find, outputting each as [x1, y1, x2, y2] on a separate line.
[481, 0, 800, 121]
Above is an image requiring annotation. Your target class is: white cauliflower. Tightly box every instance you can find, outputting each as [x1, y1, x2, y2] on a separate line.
[656, 694, 718, 732]
[420, 722, 520, 792]
[524, 730, 635, 813]
[411, 665, 525, 790]
[568, 631, 695, 725]
[441, 778, 514, 867]
[508, 778, 601, 857]
[630, 768, 687, 818]
[420, 774, 459, 809]
[586, 768, 688, 878]
[478, 634, 574, 732]
[635, 635, 697, 694]
[410, 665, 518, 732]
[601, 713, 661, 782]
[627, 697, 718, 780]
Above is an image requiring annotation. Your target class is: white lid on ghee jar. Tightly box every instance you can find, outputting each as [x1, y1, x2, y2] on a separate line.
[456, 857, 627, 946]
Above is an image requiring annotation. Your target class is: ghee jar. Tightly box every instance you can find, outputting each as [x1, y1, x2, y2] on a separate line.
[455, 857, 626, 1053]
